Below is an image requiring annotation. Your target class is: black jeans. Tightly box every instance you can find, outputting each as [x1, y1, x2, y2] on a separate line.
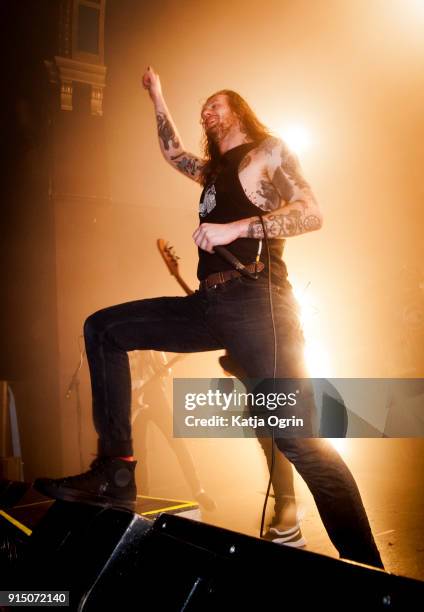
[83, 275, 383, 567]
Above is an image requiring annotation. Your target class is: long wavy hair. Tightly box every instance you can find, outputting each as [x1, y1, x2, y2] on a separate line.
[200, 90, 271, 186]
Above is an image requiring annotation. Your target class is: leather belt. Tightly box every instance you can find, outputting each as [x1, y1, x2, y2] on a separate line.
[199, 262, 265, 290]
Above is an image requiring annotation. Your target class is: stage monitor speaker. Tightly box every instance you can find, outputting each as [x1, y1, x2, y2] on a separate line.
[7, 501, 423, 611]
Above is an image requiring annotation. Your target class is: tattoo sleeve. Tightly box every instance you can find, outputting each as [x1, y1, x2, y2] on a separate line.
[247, 210, 322, 238]
[170, 152, 204, 178]
[156, 112, 180, 151]
[154, 109, 204, 182]
[247, 140, 322, 238]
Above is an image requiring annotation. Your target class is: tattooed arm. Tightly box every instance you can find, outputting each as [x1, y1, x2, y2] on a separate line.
[193, 138, 323, 252]
[242, 137, 323, 238]
[142, 66, 205, 182]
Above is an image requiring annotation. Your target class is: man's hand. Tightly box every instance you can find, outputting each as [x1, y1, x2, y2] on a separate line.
[142, 65, 163, 102]
[193, 221, 243, 253]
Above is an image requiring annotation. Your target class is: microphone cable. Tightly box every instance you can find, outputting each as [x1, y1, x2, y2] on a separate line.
[258, 214, 278, 539]
[212, 221, 279, 538]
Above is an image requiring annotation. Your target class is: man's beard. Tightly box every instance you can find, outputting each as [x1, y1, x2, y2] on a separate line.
[205, 117, 236, 143]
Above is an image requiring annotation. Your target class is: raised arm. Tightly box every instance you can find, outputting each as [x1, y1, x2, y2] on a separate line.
[244, 137, 323, 239]
[142, 66, 205, 183]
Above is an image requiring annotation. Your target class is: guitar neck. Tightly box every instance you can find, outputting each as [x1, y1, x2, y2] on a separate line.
[175, 275, 194, 296]
[157, 238, 194, 296]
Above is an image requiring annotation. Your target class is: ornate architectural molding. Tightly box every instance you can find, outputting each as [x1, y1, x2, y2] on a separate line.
[59, 0, 73, 57]
[47, 1, 107, 115]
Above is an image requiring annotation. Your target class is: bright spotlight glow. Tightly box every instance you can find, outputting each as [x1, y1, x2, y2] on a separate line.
[406, 0, 424, 15]
[294, 287, 318, 330]
[328, 438, 349, 455]
[276, 124, 311, 156]
[304, 340, 331, 378]
[292, 284, 332, 377]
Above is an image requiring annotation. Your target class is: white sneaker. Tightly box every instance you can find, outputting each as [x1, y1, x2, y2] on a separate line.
[268, 523, 307, 548]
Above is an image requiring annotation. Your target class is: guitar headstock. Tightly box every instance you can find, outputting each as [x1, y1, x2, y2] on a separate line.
[157, 238, 180, 278]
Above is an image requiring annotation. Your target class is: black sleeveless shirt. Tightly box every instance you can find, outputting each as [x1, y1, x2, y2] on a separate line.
[197, 141, 288, 284]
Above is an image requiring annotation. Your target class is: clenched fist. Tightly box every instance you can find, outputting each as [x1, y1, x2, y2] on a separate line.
[142, 66, 163, 102]
[193, 221, 243, 253]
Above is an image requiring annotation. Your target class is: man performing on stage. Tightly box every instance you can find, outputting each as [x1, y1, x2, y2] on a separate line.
[34, 67, 383, 568]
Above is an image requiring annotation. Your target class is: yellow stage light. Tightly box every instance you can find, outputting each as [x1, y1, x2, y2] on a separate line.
[276, 124, 311, 156]
[328, 438, 349, 455]
[292, 284, 332, 378]
[304, 340, 331, 379]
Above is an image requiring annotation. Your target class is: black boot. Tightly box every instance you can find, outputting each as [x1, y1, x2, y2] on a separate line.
[33, 457, 137, 511]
